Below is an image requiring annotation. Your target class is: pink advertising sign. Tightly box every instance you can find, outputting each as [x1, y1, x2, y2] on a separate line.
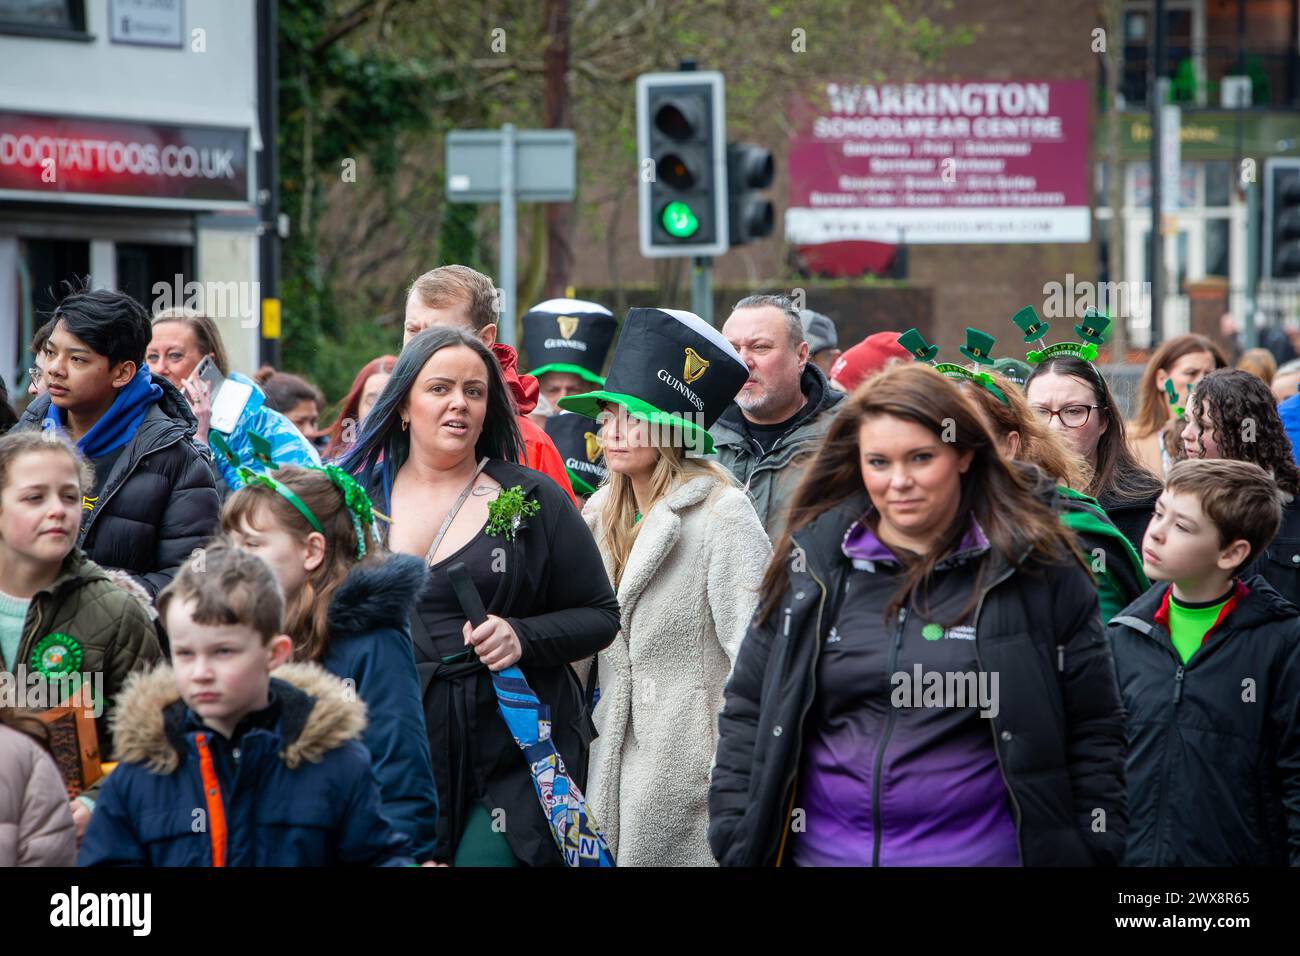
[786, 80, 1092, 245]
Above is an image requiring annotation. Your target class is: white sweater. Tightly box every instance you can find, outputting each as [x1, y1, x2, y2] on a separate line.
[581, 474, 771, 866]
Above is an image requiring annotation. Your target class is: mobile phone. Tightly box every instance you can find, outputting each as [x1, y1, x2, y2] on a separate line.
[190, 356, 253, 434]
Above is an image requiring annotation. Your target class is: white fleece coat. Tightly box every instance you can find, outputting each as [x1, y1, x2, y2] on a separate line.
[581, 474, 771, 866]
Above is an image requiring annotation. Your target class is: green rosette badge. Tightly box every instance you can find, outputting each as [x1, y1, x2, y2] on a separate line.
[31, 632, 84, 679]
[487, 486, 541, 541]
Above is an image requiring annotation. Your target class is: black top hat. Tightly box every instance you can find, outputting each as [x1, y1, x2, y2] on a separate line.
[544, 412, 608, 497]
[521, 298, 617, 384]
[557, 307, 749, 454]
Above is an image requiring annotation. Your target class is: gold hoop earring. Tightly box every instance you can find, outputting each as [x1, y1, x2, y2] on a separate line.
[401, 418, 409, 432]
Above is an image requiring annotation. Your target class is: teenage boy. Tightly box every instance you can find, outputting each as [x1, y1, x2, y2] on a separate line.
[16, 289, 219, 597]
[1109, 458, 1300, 866]
[79, 545, 414, 867]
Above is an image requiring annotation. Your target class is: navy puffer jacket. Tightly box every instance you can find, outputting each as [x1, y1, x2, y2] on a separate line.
[322, 554, 440, 862]
[79, 663, 413, 867]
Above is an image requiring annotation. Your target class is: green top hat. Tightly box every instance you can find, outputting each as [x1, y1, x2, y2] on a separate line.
[544, 412, 608, 497]
[958, 328, 997, 367]
[522, 298, 617, 385]
[897, 328, 938, 363]
[557, 308, 749, 455]
[992, 356, 1032, 387]
[1010, 305, 1049, 344]
[1074, 308, 1111, 345]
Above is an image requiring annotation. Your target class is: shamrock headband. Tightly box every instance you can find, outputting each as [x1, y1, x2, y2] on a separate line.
[228, 431, 385, 558]
[1164, 378, 1196, 418]
[897, 328, 1010, 405]
[1013, 305, 1111, 364]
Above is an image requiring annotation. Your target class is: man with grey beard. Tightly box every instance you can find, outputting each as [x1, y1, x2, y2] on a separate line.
[712, 294, 845, 538]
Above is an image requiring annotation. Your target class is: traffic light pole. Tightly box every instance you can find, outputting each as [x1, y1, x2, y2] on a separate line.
[692, 256, 714, 326]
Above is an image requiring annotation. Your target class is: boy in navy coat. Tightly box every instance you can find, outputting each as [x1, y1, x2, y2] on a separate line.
[79, 545, 413, 867]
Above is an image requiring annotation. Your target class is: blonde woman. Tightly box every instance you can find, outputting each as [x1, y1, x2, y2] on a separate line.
[559, 307, 771, 866]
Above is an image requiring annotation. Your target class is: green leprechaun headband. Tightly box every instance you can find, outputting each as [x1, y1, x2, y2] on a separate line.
[236, 463, 384, 559]
[1164, 378, 1195, 418]
[1011, 305, 1112, 364]
[897, 327, 1010, 405]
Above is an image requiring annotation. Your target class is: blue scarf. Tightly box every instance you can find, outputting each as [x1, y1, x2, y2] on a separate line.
[44, 367, 163, 460]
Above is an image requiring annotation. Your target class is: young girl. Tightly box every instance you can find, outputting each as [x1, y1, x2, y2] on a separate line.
[1181, 367, 1300, 607]
[221, 464, 441, 863]
[0, 434, 160, 737]
[0, 708, 77, 866]
[709, 363, 1127, 867]
[0, 430, 160, 839]
[1126, 334, 1226, 476]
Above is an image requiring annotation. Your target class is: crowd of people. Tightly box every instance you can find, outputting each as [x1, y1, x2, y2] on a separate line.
[1, 265, 1297, 868]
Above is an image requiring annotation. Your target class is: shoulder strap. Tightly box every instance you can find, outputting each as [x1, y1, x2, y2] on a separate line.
[423, 457, 488, 567]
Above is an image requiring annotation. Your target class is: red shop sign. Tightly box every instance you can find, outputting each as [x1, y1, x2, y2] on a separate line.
[0, 112, 250, 208]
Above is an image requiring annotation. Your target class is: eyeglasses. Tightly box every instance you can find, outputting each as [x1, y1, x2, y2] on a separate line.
[1031, 403, 1102, 428]
[27, 366, 42, 386]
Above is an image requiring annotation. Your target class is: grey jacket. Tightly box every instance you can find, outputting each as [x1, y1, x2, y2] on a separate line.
[710, 362, 845, 539]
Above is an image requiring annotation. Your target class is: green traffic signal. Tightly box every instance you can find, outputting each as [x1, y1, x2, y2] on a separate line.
[661, 201, 700, 238]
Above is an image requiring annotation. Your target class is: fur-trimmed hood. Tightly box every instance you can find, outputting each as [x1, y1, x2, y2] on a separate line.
[110, 662, 368, 774]
[327, 553, 426, 639]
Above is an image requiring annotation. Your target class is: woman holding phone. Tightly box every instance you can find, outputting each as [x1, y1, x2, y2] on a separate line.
[147, 309, 320, 492]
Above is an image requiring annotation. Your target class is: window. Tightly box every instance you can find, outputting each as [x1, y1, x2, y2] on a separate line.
[0, 0, 87, 37]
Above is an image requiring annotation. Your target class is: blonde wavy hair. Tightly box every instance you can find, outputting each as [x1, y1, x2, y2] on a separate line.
[596, 440, 737, 588]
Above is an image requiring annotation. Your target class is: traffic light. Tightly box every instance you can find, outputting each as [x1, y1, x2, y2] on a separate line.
[726, 143, 774, 246]
[637, 71, 728, 257]
[1265, 158, 1300, 279]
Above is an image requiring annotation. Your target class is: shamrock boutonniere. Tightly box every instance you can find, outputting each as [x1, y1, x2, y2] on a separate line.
[487, 486, 540, 541]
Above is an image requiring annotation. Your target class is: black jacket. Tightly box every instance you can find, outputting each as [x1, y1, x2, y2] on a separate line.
[1250, 494, 1300, 609]
[1109, 576, 1300, 866]
[18, 376, 220, 598]
[708, 491, 1128, 867]
[364, 458, 619, 865]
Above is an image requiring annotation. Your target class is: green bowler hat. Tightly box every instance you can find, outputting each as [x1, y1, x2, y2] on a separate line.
[1010, 305, 1049, 344]
[1074, 308, 1111, 345]
[897, 328, 938, 363]
[958, 327, 997, 367]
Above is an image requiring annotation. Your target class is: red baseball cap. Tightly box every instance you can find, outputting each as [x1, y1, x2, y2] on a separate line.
[829, 332, 911, 392]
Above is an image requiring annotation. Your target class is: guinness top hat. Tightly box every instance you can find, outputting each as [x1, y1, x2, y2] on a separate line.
[521, 298, 617, 384]
[545, 411, 609, 498]
[557, 307, 749, 455]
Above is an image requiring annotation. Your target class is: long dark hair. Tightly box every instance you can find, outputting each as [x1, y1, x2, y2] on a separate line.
[1187, 368, 1300, 496]
[758, 363, 1081, 627]
[1025, 355, 1162, 505]
[340, 327, 522, 482]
